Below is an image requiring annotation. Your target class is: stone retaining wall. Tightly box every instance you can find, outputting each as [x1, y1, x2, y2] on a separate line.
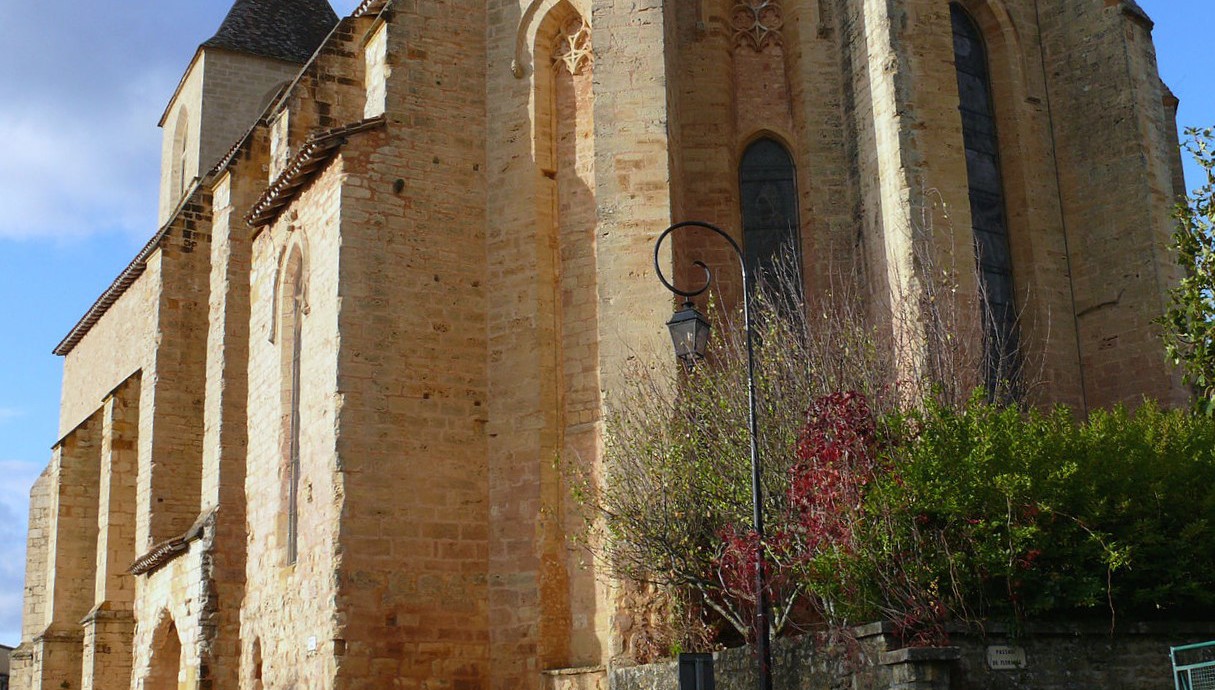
[608, 622, 1215, 690]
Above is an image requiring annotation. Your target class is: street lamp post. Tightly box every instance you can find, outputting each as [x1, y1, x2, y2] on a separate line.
[653, 220, 774, 690]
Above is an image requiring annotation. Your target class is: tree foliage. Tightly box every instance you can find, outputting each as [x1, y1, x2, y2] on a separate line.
[1163, 127, 1215, 415]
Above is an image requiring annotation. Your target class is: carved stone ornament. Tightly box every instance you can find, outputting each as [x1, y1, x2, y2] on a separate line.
[733, 0, 783, 50]
[553, 16, 592, 75]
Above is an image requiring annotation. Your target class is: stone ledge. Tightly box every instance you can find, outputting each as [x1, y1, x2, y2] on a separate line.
[542, 665, 607, 677]
[880, 647, 961, 666]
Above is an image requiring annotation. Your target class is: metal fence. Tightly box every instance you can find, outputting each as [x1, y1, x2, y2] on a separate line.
[1173, 641, 1215, 690]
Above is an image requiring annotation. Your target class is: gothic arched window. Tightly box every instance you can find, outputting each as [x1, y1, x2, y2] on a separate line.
[739, 138, 802, 294]
[952, 4, 1019, 392]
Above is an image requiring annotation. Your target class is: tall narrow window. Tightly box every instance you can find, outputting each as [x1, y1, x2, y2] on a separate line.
[283, 257, 304, 565]
[952, 4, 1019, 393]
[739, 138, 802, 298]
[170, 112, 189, 203]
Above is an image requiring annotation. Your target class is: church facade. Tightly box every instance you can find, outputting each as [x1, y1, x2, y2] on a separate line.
[13, 0, 1187, 688]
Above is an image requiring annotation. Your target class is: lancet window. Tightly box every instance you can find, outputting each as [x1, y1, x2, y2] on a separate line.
[952, 3, 1019, 392]
[739, 137, 802, 294]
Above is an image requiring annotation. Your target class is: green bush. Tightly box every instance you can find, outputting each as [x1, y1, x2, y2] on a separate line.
[867, 397, 1215, 632]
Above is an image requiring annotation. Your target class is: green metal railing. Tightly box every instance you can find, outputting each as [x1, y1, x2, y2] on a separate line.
[1173, 641, 1215, 690]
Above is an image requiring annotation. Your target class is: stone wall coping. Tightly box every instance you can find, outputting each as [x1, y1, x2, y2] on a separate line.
[854, 621, 895, 639]
[541, 665, 607, 677]
[949, 620, 1215, 638]
[80, 604, 136, 626]
[880, 647, 962, 666]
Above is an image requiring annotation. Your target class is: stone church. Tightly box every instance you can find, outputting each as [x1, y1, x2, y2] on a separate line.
[13, 0, 1187, 687]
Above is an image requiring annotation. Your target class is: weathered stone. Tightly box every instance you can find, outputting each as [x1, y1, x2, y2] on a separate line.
[14, 0, 1188, 689]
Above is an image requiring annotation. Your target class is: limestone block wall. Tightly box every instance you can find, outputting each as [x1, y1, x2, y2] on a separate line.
[587, 0, 681, 664]
[328, 3, 492, 686]
[1037, 0, 1186, 409]
[485, 0, 678, 686]
[160, 51, 303, 223]
[199, 52, 304, 173]
[858, 0, 1089, 404]
[160, 62, 207, 225]
[57, 274, 157, 439]
[140, 194, 212, 549]
[485, 0, 569, 684]
[39, 424, 102, 690]
[664, 0, 862, 315]
[20, 180, 213, 690]
[81, 377, 141, 690]
[610, 623, 1215, 690]
[11, 470, 52, 689]
[243, 162, 346, 690]
[130, 540, 212, 690]
[196, 132, 272, 689]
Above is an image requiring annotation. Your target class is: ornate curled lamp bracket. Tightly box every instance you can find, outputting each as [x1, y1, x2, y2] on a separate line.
[653, 220, 747, 300]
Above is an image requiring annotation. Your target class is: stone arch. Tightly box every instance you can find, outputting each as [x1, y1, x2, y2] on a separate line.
[738, 135, 803, 292]
[269, 232, 311, 344]
[146, 611, 183, 689]
[530, 0, 604, 669]
[513, 0, 592, 77]
[955, 0, 1033, 99]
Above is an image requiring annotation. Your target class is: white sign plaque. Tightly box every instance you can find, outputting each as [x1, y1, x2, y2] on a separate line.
[987, 645, 1027, 670]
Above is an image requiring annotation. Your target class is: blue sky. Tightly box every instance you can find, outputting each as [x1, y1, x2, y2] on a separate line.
[0, 0, 1210, 648]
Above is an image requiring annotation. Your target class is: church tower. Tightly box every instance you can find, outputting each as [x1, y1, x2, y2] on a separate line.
[156, 0, 338, 223]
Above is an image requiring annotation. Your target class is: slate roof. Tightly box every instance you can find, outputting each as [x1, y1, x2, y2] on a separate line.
[203, 0, 339, 64]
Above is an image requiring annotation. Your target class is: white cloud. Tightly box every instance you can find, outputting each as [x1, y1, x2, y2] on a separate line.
[0, 78, 166, 242]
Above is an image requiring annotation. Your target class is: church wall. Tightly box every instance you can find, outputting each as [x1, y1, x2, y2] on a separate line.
[58, 273, 157, 439]
[198, 52, 303, 176]
[326, 3, 492, 687]
[783, 0, 863, 294]
[878, 0, 1090, 405]
[32, 419, 101, 690]
[833, 0, 920, 370]
[243, 160, 346, 690]
[588, 0, 681, 664]
[160, 63, 206, 225]
[11, 469, 52, 688]
[81, 378, 140, 690]
[1036, 0, 1186, 408]
[129, 542, 213, 690]
[484, 0, 679, 684]
[141, 194, 212, 548]
[484, 0, 568, 684]
[194, 134, 271, 689]
[158, 51, 302, 224]
[16, 1, 1198, 689]
[951, 0, 1085, 407]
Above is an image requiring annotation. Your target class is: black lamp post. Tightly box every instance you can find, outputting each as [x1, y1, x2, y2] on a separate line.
[653, 220, 773, 690]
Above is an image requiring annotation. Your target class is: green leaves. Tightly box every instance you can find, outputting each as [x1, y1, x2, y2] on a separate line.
[1162, 127, 1215, 415]
[876, 399, 1215, 626]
